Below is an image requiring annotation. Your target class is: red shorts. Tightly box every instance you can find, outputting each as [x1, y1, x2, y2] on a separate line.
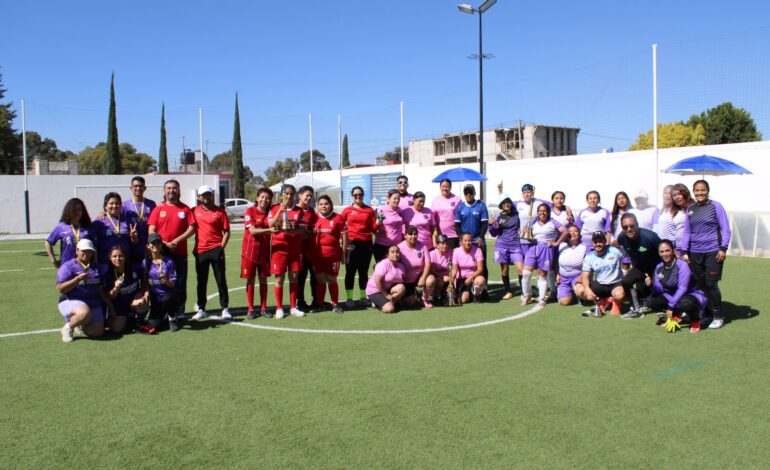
[314, 257, 341, 276]
[270, 249, 303, 275]
[240, 256, 269, 280]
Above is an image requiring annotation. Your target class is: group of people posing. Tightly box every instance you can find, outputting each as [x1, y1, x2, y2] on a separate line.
[46, 174, 731, 343]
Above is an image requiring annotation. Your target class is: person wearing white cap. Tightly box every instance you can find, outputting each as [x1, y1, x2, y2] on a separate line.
[190, 185, 231, 321]
[629, 189, 660, 232]
[55, 239, 109, 342]
[147, 179, 197, 316]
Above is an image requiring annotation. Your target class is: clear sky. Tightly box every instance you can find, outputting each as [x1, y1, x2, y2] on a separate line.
[2, 0, 769, 177]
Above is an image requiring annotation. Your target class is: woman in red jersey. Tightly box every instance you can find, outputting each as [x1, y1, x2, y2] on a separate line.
[268, 184, 306, 319]
[241, 187, 277, 319]
[340, 186, 377, 309]
[310, 195, 348, 314]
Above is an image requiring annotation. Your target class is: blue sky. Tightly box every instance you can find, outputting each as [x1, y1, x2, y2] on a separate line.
[2, 0, 769, 177]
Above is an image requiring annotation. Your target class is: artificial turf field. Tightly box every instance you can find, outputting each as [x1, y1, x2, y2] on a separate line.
[1, 235, 768, 468]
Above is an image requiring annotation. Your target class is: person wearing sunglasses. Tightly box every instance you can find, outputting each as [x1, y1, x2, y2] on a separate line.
[340, 186, 377, 308]
[616, 213, 661, 319]
[395, 175, 414, 211]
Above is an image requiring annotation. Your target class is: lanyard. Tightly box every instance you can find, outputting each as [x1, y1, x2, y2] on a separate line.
[107, 214, 121, 234]
[70, 224, 80, 242]
[78, 260, 90, 271]
[133, 200, 145, 222]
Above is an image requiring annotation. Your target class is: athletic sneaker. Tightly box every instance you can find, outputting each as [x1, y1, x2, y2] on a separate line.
[502, 292, 514, 300]
[708, 317, 724, 329]
[582, 308, 593, 317]
[332, 304, 344, 314]
[290, 307, 305, 317]
[168, 316, 180, 332]
[473, 295, 480, 304]
[423, 299, 434, 309]
[357, 299, 371, 309]
[656, 315, 666, 326]
[345, 299, 356, 309]
[61, 324, 74, 343]
[520, 295, 531, 306]
[621, 307, 644, 319]
[275, 308, 285, 319]
[246, 310, 257, 320]
[137, 323, 157, 334]
[191, 309, 209, 321]
[262, 309, 274, 319]
[536, 299, 547, 308]
[690, 320, 701, 333]
[220, 308, 232, 321]
[638, 305, 653, 314]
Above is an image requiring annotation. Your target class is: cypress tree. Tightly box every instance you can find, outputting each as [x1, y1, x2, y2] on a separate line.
[342, 134, 350, 168]
[232, 93, 245, 197]
[158, 103, 168, 174]
[104, 73, 122, 174]
[0, 70, 20, 174]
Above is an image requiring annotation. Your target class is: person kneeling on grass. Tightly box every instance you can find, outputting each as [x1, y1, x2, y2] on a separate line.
[397, 225, 432, 309]
[556, 224, 587, 306]
[144, 233, 182, 332]
[426, 234, 452, 306]
[450, 232, 486, 305]
[103, 245, 149, 334]
[366, 245, 406, 314]
[56, 239, 109, 343]
[580, 231, 625, 316]
[645, 240, 707, 333]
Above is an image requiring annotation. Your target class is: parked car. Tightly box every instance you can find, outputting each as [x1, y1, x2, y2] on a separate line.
[224, 198, 253, 222]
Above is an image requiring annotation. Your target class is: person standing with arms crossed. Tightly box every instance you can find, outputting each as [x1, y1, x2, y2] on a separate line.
[148, 179, 196, 317]
[191, 185, 231, 321]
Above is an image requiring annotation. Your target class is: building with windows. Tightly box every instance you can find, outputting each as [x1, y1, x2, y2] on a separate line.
[408, 124, 580, 166]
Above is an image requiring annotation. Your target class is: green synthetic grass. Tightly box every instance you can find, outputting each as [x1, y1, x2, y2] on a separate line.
[1, 237, 768, 468]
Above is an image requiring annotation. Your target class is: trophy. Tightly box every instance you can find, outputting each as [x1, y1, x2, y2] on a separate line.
[445, 255, 461, 307]
[280, 193, 293, 231]
[521, 186, 537, 243]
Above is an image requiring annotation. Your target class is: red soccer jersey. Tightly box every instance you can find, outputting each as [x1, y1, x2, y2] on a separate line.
[193, 205, 230, 254]
[147, 201, 196, 256]
[269, 204, 303, 251]
[241, 206, 271, 264]
[297, 206, 318, 257]
[340, 204, 376, 242]
[314, 212, 346, 259]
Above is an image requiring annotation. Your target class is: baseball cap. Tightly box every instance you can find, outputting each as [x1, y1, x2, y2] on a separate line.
[436, 234, 449, 244]
[148, 233, 163, 245]
[197, 185, 214, 195]
[76, 239, 95, 252]
[521, 184, 534, 191]
[591, 231, 607, 242]
[634, 189, 649, 200]
[463, 184, 476, 194]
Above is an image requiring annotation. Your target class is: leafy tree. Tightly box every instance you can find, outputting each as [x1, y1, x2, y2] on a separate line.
[158, 103, 168, 174]
[381, 145, 408, 163]
[23, 131, 73, 161]
[629, 122, 706, 151]
[263, 158, 299, 186]
[342, 134, 350, 168]
[299, 149, 331, 172]
[231, 93, 246, 198]
[77, 142, 156, 175]
[104, 73, 122, 174]
[0, 69, 21, 174]
[686, 102, 762, 145]
[209, 150, 254, 180]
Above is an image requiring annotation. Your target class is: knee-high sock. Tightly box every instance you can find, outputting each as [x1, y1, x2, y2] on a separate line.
[329, 283, 339, 304]
[537, 276, 548, 301]
[246, 283, 255, 312]
[316, 283, 327, 306]
[259, 283, 268, 309]
[521, 270, 532, 297]
[274, 285, 284, 310]
[502, 275, 510, 293]
[289, 282, 298, 309]
[518, 275, 523, 291]
[547, 271, 557, 294]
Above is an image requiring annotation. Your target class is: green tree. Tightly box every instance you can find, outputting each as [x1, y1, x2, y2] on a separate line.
[231, 93, 246, 198]
[209, 150, 254, 180]
[263, 158, 299, 186]
[0, 70, 21, 174]
[104, 73, 122, 174]
[299, 149, 331, 172]
[342, 134, 350, 168]
[629, 122, 706, 151]
[381, 145, 408, 163]
[77, 142, 156, 175]
[686, 102, 762, 145]
[158, 103, 168, 174]
[23, 131, 73, 161]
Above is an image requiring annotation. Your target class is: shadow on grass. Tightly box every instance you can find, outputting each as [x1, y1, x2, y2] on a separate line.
[723, 301, 760, 324]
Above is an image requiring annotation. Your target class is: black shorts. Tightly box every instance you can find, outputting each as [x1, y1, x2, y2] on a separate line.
[373, 243, 390, 263]
[404, 282, 417, 297]
[455, 278, 472, 295]
[589, 280, 622, 298]
[367, 292, 391, 310]
[689, 251, 724, 283]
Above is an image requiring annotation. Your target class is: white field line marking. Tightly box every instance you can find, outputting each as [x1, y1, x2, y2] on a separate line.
[0, 250, 40, 253]
[0, 269, 24, 273]
[0, 328, 60, 338]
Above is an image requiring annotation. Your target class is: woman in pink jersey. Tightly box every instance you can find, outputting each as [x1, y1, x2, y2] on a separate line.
[401, 192, 435, 249]
[373, 189, 404, 262]
[450, 232, 486, 304]
[396, 226, 431, 308]
[425, 234, 452, 307]
[431, 179, 463, 250]
[365, 245, 406, 313]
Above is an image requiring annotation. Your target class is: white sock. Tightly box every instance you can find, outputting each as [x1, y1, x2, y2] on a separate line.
[521, 270, 532, 296]
[537, 276, 548, 301]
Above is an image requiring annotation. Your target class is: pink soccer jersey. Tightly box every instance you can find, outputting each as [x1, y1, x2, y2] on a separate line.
[365, 259, 406, 296]
[397, 240, 429, 283]
[452, 246, 483, 278]
[429, 249, 451, 277]
[431, 194, 462, 238]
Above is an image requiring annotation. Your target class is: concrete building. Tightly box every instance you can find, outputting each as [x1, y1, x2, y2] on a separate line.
[409, 124, 580, 166]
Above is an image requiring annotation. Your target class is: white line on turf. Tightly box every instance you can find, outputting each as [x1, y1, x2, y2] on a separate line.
[0, 328, 60, 338]
[0, 269, 24, 273]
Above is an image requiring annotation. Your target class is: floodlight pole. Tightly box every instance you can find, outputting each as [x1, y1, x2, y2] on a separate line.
[199, 108, 205, 185]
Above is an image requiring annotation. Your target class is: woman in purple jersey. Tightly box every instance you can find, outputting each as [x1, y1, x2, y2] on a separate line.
[103, 245, 149, 334]
[45, 198, 96, 268]
[93, 192, 139, 267]
[144, 233, 182, 332]
[521, 204, 568, 307]
[645, 240, 706, 333]
[668, 183, 693, 255]
[557, 225, 587, 306]
[610, 191, 633, 241]
[683, 180, 731, 330]
[574, 191, 612, 247]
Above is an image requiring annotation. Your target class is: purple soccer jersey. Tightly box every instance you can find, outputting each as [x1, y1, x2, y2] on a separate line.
[575, 207, 611, 246]
[512, 198, 550, 248]
[630, 206, 660, 231]
[47, 222, 98, 265]
[656, 209, 688, 251]
[652, 259, 707, 310]
[56, 258, 103, 307]
[103, 265, 144, 314]
[122, 198, 156, 259]
[683, 200, 731, 254]
[93, 210, 139, 264]
[144, 257, 178, 299]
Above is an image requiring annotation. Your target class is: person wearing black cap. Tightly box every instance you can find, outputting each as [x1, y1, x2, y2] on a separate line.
[580, 230, 625, 315]
[454, 184, 489, 298]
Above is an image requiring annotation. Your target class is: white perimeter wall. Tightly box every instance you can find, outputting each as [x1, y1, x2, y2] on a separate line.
[1, 174, 219, 234]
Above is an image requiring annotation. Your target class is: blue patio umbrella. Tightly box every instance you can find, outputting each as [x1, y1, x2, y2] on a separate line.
[431, 167, 488, 183]
[664, 154, 753, 178]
